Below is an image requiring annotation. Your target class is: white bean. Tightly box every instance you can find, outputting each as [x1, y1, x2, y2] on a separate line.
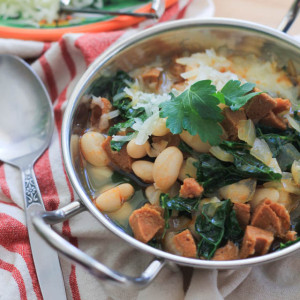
[180, 130, 211, 153]
[145, 140, 168, 158]
[95, 183, 134, 212]
[152, 118, 170, 136]
[107, 202, 133, 224]
[127, 138, 149, 159]
[80, 131, 109, 167]
[153, 146, 183, 191]
[132, 160, 154, 183]
[87, 165, 113, 189]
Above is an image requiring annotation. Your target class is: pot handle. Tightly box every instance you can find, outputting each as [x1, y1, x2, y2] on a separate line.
[277, 0, 300, 32]
[31, 200, 165, 289]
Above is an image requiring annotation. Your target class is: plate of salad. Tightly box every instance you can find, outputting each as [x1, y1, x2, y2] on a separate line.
[0, 0, 177, 41]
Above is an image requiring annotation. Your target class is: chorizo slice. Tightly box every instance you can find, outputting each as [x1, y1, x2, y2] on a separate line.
[129, 204, 165, 243]
[141, 68, 161, 83]
[259, 111, 287, 130]
[244, 88, 277, 120]
[169, 56, 186, 80]
[172, 229, 197, 258]
[179, 178, 203, 199]
[233, 202, 251, 230]
[102, 136, 134, 172]
[221, 107, 247, 140]
[240, 225, 274, 259]
[283, 230, 298, 242]
[273, 98, 291, 114]
[90, 97, 112, 130]
[212, 241, 239, 261]
[251, 198, 290, 238]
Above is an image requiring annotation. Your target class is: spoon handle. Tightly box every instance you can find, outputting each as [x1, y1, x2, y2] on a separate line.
[21, 166, 67, 300]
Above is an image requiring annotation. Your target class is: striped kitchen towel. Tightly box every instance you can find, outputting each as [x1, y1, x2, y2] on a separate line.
[1, 1, 300, 299]
[0, 1, 215, 299]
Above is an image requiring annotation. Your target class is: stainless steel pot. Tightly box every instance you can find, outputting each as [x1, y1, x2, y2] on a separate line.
[33, 0, 300, 289]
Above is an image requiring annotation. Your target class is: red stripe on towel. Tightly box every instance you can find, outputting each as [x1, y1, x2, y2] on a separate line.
[75, 30, 124, 66]
[0, 200, 17, 207]
[159, 2, 180, 22]
[42, 42, 51, 55]
[33, 150, 60, 211]
[60, 39, 76, 79]
[0, 259, 28, 300]
[0, 213, 42, 300]
[40, 55, 58, 102]
[177, 0, 193, 19]
[70, 265, 81, 300]
[0, 165, 11, 200]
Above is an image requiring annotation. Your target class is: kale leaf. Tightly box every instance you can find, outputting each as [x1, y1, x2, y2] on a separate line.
[195, 141, 282, 194]
[256, 126, 300, 171]
[220, 141, 282, 181]
[195, 199, 243, 259]
[160, 80, 224, 145]
[160, 193, 200, 212]
[160, 193, 200, 236]
[92, 71, 147, 151]
[195, 154, 242, 194]
[89, 70, 133, 100]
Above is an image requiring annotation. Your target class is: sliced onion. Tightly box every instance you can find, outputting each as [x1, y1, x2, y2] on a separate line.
[286, 115, 300, 133]
[281, 178, 300, 195]
[199, 197, 220, 210]
[268, 158, 282, 174]
[250, 138, 273, 165]
[238, 119, 256, 146]
[291, 160, 300, 184]
[264, 172, 300, 195]
[218, 178, 257, 203]
[178, 157, 198, 181]
[209, 146, 234, 162]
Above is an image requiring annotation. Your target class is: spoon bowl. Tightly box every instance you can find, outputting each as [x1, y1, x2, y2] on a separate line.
[0, 55, 53, 166]
[0, 55, 66, 300]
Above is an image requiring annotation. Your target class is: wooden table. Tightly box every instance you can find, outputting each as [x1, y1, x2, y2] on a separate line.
[214, 0, 300, 35]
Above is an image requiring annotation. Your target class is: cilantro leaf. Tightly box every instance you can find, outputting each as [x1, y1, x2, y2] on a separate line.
[220, 80, 261, 111]
[160, 80, 224, 146]
[110, 132, 135, 152]
[108, 119, 135, 136]
[110, 140, 126, 152]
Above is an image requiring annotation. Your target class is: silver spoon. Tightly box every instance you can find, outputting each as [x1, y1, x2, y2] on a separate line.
[0, 55, 66, 300]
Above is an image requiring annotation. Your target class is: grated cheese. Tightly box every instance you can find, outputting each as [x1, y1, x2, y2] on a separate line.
[177, 49, 297, 105]
[121, 87, 171, 145]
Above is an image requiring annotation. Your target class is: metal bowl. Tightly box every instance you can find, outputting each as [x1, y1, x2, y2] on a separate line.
[33, 18, 300, 288]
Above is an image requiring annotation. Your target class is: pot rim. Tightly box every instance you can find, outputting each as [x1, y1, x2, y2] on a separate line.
[62, 17, 300, 268]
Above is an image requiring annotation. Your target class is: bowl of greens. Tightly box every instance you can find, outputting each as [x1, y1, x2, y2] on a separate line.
[33, 18, 300, 288]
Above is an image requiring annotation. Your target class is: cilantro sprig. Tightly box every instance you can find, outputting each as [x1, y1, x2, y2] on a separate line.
[160, 80, 224, 145]
[160, 79, 259, 146]
[217, 80, 262, 111]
